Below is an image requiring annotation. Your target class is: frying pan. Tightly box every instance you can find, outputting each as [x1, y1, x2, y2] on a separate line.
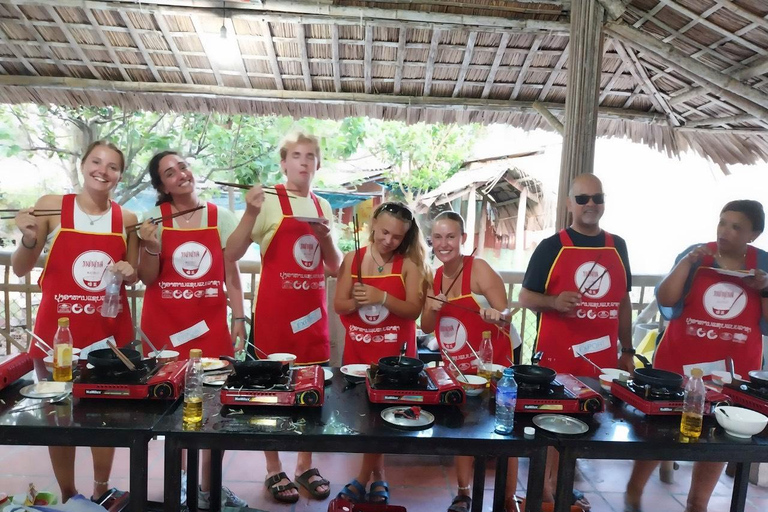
[87, 348, 142, 374]
[512, 351, 556, 386]
[633, 353, 683, 389]
[378, 355, 424, 384]
[748, 370, 768, 388]
[220, 355, 287, 378]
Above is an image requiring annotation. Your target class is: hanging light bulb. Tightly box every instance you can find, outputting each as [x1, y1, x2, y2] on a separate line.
[220, 24, 227, 39]
[220, 1, 227, 39]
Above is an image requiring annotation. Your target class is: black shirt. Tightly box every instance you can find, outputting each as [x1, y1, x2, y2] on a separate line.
[522, 228, 632, 293]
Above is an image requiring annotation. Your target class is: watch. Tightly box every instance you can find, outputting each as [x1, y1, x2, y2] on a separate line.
[620, 347, 636, 355]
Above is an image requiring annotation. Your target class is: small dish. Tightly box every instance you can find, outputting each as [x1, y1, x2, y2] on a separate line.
[381, 406, 435, 430]
[340, 364, 370, 380]
[201, 358, 227, 371]
[457, 375, 487, 397]
[19, 381, 72, 399]
[323, 368, 333, 383]
[715, 406, 768, 438]
[202, 373, 227, 386]
[533, 414, 589, 435]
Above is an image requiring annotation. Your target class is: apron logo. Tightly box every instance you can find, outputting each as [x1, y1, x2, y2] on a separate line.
[438, 317, 468, 352]
[358, 304, 390, 325]
[71, 250, 114, 292]
[293, 235, 321, 270]
[574, 261, 611, 299]
[172, 241, 212, 279]
[703, 282, 746, 320]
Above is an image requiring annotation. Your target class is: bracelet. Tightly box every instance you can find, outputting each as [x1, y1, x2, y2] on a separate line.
[234, 317, 248, 322]
[21, 236, 36, 249]
[93, 479, 109, 486]
[457, 486, 471, 491]
[380, 291, 388, 306]
[621, 347, 636, 354]
[144, 247, 160, 256]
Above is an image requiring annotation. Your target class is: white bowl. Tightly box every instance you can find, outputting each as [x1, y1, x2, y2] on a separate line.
[715, 406, 768, 438]
[43, 355, 80, 373]
[711, 370, 742, 386]
[457, 374, 487, 397]
[149, 349, 180, 364]
[598, 369, 630, 392]
[267, 352, 297, 368]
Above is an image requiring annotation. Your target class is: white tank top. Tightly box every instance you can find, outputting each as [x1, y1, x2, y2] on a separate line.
[46, 198, 124, 247]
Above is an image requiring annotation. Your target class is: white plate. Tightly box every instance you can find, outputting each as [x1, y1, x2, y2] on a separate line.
[323, 368, 333, 382]
[381, 407, 435, 430]
[340, 364, 369, 379]
[293, 216, 329, 225]
[202, 374, 228, 386]
[19, 381, 72, 399]
[533, 414, 589, 435]
[712, 268, 755, 278]
[201, 358, 227, 371]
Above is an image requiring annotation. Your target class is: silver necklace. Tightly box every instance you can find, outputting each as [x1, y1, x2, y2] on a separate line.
[82, 203, 111, 225]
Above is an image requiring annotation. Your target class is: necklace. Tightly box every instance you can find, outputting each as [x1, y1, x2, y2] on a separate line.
[716, 250, 746, 271]
[175, 203, 201, 222]
[82, 202, 111, 225]
[370, 248, 394, 273]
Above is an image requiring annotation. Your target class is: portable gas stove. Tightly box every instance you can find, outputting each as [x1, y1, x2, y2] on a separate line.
[611, 379, 730, 415]
[490, 374, 604, 414]
[220, 365, 324, 407]
[366, 365, 465, 405]
[0, 353, 33, 391]
[721, 381, 768, 416]
[73, 359, 186, 399]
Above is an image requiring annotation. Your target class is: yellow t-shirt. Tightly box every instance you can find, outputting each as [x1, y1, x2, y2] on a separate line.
[141, 203, 237, 251]
[251, 191, 334, 255]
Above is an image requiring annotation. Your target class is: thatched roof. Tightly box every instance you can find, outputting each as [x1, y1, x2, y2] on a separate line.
[0, 0, 766, 169]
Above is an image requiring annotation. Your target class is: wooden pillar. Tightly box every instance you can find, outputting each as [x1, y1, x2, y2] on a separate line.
[515, 188, 528, 250]
[477, 195, 488, 257]
[556, 0, 605, 230]
[464, 188, 477, 254]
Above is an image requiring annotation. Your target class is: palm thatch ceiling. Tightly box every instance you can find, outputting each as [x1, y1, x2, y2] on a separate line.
[0, 0, 766, 169]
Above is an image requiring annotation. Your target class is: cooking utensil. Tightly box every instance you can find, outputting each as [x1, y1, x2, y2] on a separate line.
[533, 414, 589, 435]
[25, 329, 53, 355]
[107, 340, 137, 371]
[512, 364, 557, 385]
[381, 406, 435, 430]
[137, 327, 159, 357]
[126, 205, 205, 232]
[748, 370, 768, 388]
[10, 391, 71, 413]
[87, 347, 142, 374]
[441, 348, 468, 383]
[464, 339, 483, 366]
[442, 248, 477, 296]
[378, 354, 424, 384]
[398, 341, 407, 365]
[213, 181, 301, 194]
[726, 357, 735, 383]
[1, 209, 61, 220]
[578, 352, 604, 374]
[427, 295, 511, 324]
[219, 355, 286, 379]
[353, 213, 362, 283]
[633, 353, 684, 389]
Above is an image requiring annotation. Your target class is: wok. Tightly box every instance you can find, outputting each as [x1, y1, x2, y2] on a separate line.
[378, 355, 424, 384]
[512, 351, 556, 385]
[220, 355, 287, 378]
[749, 370, 768, 388]
[87, 347, 142, 374]
[633, 353, 683, 389]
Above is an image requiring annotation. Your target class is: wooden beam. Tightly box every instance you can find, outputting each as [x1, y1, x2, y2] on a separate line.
[599, 48, 629, 103]
[154, 10, 193, 84]
[84, 7, 131, 81]
[119, 11, 162, 82]
[331, 24, 341, 93]
[538, 42, 569, 102]
[0, 74, 668, 123]
[452, 31, 476, 98]
[189, 15, 223, 87]
[464, 187, 477, 254]
[676, 126, 767, 136]
[393, 27, 407, 95]
[510, 34, 544, 100]
[259, 21, 283, 90]
[532, 101, 564, 134]
[515, 187, 528, 250]
[596, 0, 629, 20]
[8, 4, 68, 75]
[477, 195, 488, 257]
[364, 25, 373, 94]
[670, 57, 768, 106]
[481, 32, 510, 100]
[46, 5, 102, 79]
[224, 17, 251, 88]
[423, 29, 441, 96]
[0, 26, 38, 75]
[297, 23, 312, 92]
[684, 114, 756, 128]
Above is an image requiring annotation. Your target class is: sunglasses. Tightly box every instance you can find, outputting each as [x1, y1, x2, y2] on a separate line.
[379, 202, 413, 221]
[573, 193, 605, 205]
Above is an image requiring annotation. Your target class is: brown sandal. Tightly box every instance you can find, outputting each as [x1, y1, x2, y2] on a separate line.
[265, 471, 299, 504]
[295, 468, 331, 500]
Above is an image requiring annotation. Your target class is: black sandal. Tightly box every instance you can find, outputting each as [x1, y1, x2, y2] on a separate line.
[265, 471, 299, 504]
[448, 494, 472, 512]
[295, 467, 331, 500]
[337, 479, 366, 503]
[367, 480, 390, 504]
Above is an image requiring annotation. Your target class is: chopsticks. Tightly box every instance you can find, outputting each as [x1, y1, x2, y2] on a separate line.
[427, 295, 511, 324]
[107, 340, 136, 371]
[441, 347, 469, 382]
[137, 327, 159, 356]
[213, 181, 302, 196]
[442, 247, 477, 296]
[126, 205, 205, 232]
[1, 209, 61, 220]
[353, 213, 363, 283]
[25, 329, 53, 356]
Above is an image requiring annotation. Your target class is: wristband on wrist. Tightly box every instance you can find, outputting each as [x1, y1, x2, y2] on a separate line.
[21, 236, 37, 249]
[620, 347, 636, 355]
[234, 317, 248, 322]
[380, 291, 388, 306]
[144, 247, 160, 256]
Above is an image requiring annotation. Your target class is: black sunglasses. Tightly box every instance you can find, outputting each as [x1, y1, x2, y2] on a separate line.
[573, 193, 605, 205]
[379, 202, 413, 221]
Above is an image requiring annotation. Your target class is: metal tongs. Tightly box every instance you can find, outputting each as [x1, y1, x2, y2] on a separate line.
[441, 348, 469, 383]
[578, 352, 604, 374]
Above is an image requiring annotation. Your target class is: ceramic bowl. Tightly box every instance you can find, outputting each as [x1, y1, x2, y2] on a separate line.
[267, 352, 297, 368]
[715, 406, 768, 438]
[598, 369, 630, 392]
[43, 355, 79, 373]
[458, 375, 487, 397]
[711, 370, 742, 386]
[149, 349, 180, 364]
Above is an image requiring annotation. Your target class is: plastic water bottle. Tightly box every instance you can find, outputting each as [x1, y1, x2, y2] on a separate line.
[52, 317, 73, 382]
[680, 367, 706, 440]
[477, 330, 493, 381]
[101, 268, 122, 318]
[495, 367, 517, 434]
[183, 349, 204, 427]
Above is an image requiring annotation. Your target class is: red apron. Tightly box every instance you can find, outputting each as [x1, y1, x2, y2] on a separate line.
[252, 185, 329, 365]
[654, 243, 763, 377]
[340, 247, 417, 365]
[434, 256, 513, 373]
[31, 194, 132, 358]
[534, 230, 627, 377]
[140, 202, 232, 358]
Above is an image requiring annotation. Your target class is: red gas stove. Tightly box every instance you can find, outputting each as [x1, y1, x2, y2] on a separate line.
[721, 381, 768, 416]
[0, 353, 33, 391]
[491, 374, 604, 414]
[366, 365, 465, 405]
[611, 379, 730, 415]
[73, 359, 186, 399]
[220, 365, 324, 407]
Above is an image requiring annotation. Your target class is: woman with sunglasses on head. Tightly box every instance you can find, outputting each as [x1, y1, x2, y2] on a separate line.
[334, 201, 431, 505]
[137, 151, 247, 510]
[420, 211, 522, 512]
[11, 140, 138, 504]
[625, 200, 768, 512]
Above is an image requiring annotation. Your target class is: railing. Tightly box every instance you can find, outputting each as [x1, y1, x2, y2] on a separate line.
[0, 250, 663, 364]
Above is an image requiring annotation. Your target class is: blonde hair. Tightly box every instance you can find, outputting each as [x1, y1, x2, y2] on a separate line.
[82, 140, 125, 174]
[279, 131, 321, 161]
[370, 202, 433, 293]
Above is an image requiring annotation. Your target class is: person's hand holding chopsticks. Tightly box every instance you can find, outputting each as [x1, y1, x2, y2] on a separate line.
[353, 282, 387, 306]
[479, 307, 510, 325]
[244, 185, 266, 217]
[14, 208, 41, 250]
[138, 218, 160, 253]
[426, 292, 448, 312]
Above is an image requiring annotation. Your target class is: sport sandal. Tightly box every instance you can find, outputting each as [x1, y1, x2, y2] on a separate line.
[295, 468, 331, 500]
[265, 471, 299, 504]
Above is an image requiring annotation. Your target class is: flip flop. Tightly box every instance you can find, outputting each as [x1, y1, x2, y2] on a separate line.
[337, 479, 366, 503]
[265, 471, 299, 504]
[448, 494, 472, 512]
[295, 467, 331, 500]
[573, 489, 591, 511]
[367, 480, 390, 504]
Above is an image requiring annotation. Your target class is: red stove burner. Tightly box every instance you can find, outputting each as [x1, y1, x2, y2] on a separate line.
[73, 359, 186, 399]
[721, 382, 768, 416]
[220, 365, 324, 407]
[366, 366, 465, 405]
[611, 380, 730, 415]
[491, 374, 604, 414]
[0, 353, 33, 391]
